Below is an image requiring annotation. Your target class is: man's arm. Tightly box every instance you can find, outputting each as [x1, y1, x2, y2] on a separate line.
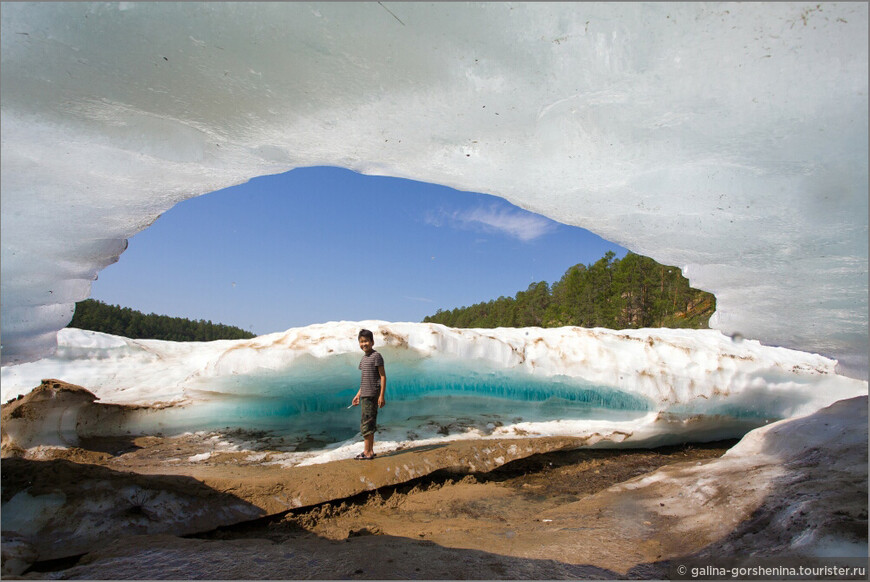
[377, 365, 386, 407]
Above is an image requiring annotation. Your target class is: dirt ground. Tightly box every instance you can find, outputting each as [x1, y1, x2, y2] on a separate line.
[11, 440, 734, 579]
[201, 442, 735, 546]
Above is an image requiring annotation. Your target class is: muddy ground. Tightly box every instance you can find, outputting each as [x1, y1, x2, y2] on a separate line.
[203, 442, 734, 545]
[11, 440, 734, 579]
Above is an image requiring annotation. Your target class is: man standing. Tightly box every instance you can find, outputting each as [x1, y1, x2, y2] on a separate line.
[351, 328, 386, 459]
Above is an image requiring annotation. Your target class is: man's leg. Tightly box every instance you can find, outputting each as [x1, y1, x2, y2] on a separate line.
[364, 433, 374, 457]
[360, 397, 376, 458]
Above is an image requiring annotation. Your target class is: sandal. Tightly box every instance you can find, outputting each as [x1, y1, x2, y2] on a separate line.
[354, 452, 375, 460]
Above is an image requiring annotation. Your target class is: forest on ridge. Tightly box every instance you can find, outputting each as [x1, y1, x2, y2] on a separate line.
[423, 251, 715, 330]
[68, 252, 715, 341]
[68, 300, 256, 341]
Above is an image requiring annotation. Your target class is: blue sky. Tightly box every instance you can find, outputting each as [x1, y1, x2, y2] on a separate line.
[89, 166, 627, 335]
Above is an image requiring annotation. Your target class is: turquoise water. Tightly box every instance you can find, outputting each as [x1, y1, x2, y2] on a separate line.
[165, 356, 655, 441]
[136, 354, 815, 448]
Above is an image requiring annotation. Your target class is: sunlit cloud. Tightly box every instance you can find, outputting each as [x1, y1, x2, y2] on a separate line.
[404, 295, 434, 303]
[424, 204, 557, 242]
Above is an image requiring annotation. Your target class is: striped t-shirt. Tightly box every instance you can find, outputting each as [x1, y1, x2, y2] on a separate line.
[358, 350, 385, 397]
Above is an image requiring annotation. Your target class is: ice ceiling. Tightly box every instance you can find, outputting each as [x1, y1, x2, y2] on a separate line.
[1, 3, 867, 374]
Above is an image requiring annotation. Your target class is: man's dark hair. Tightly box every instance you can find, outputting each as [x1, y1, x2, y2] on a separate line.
[358, 329, 374, 342]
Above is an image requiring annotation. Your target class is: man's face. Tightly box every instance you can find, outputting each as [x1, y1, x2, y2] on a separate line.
[359, 336, 374, 353]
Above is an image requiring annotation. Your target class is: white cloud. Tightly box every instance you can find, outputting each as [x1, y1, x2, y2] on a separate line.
[404, 296, 434, 303]
[424, 205, 557, 242]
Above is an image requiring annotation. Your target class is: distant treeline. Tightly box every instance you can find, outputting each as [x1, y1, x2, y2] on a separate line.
[423, 251, 715, 330]
[69, 299, 256, 341]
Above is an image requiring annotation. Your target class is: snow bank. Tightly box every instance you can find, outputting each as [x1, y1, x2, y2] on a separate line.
[2, 323, 865, 451]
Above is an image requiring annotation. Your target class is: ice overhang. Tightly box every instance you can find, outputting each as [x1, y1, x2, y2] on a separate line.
[1, 2, 867, 374]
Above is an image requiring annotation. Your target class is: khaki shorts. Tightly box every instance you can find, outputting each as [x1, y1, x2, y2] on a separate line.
[360, 396, 378, 437]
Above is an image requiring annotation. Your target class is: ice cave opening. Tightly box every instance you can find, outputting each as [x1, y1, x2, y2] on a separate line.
[75, 165, 659, 445]
[20, 161, 858, 455]
[85, 164, 630, 336]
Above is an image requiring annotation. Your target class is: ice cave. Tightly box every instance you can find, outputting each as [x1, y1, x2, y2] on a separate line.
[1, 6, 868, 573]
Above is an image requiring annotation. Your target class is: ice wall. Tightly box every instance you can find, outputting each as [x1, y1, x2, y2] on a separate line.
[1, 3, 867, 373]
[1, 323, 865, 449]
